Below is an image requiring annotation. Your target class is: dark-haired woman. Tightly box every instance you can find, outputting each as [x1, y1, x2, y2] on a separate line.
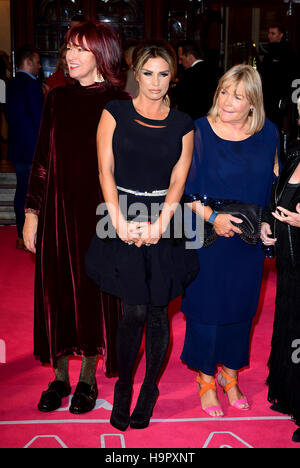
[23, 21, 128, 414]
[261, 102, 300, 442]
[86, 39, 199, 430]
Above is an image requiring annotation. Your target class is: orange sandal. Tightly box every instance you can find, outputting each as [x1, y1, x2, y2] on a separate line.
[217, 369, 249, 410]
[196, 375, 224, 417]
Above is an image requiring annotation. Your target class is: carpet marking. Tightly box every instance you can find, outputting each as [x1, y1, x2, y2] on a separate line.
[100, 434, 126, 448]
[203, 431, 253, 448]
[24, 435, 68, 448]
[0, 416, 291, 425]
[0, 339, 6, 364]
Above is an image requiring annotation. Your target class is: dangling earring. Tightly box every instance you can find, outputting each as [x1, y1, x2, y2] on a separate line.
[94, 71, 104, 83]
[250, 107, 254, 114]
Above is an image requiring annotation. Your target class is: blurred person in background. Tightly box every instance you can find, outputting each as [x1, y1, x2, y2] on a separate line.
[5, 45, 44, 250]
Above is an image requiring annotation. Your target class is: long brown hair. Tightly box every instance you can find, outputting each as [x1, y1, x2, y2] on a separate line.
[132, 40, 177, 106]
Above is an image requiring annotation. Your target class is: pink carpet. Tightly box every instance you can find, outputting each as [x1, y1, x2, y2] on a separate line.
[0, 225, 298, 448]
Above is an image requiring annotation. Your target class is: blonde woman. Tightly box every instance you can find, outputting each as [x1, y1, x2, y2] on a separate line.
[86, 40, 199, 430]
[181, 64, 280, 417]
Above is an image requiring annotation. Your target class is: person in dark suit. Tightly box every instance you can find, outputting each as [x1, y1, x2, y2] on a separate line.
[5, 45, 44, 250]
[173, 40, 216, 120]
[260, 24, 297, 132]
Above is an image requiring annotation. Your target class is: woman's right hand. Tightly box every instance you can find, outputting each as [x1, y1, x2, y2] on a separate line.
[260, 222, 277, 246]
[213, 213, 243, 238]
[117, 219, 142, 245]
[23, 213, 38, 253]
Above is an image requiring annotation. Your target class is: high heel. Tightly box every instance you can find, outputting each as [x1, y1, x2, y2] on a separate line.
[130, 384, 159, 429]
[292, 427, 300, 443]
[196, 375, 223, 417]
[110, 380, 132, 432]
[217, 369, 249, 410]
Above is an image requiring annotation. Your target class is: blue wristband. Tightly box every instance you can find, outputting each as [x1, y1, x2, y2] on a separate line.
[208, 211, 218, 225]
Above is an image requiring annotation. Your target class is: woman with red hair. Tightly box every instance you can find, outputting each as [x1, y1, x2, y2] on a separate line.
[23, 21, 128, 414]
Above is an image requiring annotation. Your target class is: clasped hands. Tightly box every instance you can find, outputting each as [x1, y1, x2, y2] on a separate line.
[117, 220, 162, 248]
[261, 203, 300, 245]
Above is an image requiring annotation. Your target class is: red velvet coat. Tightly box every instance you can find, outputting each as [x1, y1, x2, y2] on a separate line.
[26, 81, 128, 372]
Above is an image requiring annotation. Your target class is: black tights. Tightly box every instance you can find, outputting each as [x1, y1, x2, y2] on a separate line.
[116, 303, 170, 388]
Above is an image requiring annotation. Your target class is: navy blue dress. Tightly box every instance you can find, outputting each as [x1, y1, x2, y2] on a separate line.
[181, 117, 279, 375]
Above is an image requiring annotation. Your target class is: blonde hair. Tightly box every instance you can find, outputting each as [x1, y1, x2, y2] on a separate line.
[209, 64, 265, 135]
[55, 44, 68, 73]
[132, 40, 177, 106]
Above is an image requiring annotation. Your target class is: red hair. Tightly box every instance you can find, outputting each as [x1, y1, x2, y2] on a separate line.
[66, 21, 122, 87]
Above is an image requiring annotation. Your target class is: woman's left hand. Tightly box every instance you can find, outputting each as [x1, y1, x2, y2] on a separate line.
[272, 204, 300, 227]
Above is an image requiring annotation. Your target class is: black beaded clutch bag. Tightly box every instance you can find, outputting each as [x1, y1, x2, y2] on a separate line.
[203, 202, 262, 248]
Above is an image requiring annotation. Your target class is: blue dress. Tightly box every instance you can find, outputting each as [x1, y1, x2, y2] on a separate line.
[181, 117, 279, 375]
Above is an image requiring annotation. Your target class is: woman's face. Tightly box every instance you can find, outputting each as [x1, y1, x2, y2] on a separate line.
[66, 36, 97, 86]
[136, 57, 171, 101]
[217, 81, 252, 124]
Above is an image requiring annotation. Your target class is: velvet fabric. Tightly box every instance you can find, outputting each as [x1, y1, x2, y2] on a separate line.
[25, 81, 129, 372]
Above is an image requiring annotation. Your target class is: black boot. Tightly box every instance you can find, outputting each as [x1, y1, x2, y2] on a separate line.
[130, 383, 159, 429]
[270, 402, 290, 415]
[292, 422, 300, 443]
[130, 305, 170, 429]
[110, 380, 133, 431]
[110, 304, 147, 431]
[292, 428, 300, 443]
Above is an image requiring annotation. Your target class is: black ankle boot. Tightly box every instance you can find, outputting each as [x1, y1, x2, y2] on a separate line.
[110, 380, 132, 432]
[269, 402, 290, 415]
[130, 384, 159, 429]
[292, 424, 300, 443]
